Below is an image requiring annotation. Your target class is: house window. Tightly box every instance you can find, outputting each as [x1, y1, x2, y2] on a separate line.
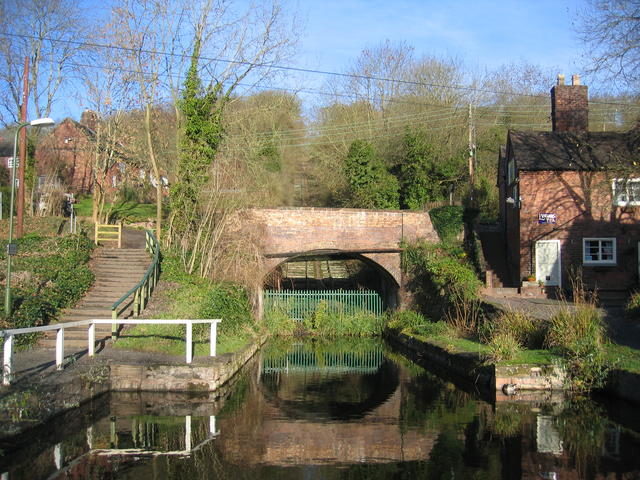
[612, 178, 640, 206]
[583, 238, 616, 265]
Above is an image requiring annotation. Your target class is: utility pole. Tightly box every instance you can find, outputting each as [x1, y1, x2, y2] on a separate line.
[468, 103, 476, 205]
[16, 57, 29, 238]
[468, 103, 475, 183]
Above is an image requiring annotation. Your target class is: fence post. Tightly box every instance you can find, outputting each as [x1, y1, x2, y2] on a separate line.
[3, 334, 14, 386]
[111, 310, 118, 340]
[134, 289, 141, 317]
[210, 320, 221, 357]
[56, 328, 64, 370]
[186, 321, 193, 364]
[88, 322, 95, 356]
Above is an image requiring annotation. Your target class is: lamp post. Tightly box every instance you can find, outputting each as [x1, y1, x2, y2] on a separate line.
[4, 118, 54, 317]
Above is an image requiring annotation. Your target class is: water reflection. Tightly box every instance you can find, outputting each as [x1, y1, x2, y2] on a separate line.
[2, 338, 640, 479]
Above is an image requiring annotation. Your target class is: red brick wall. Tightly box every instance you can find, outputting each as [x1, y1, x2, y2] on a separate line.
[517, 170, 640, 289]
[36, 119, 95, 193]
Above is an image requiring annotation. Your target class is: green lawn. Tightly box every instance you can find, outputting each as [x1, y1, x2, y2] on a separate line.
[114, 323, 252, 357]
[74, 197, 157, 222]
[606, 343, 640, 373]
[412, 333, 561, 365]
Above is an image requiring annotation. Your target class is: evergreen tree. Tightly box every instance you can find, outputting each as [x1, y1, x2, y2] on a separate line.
[343, 140, 399, 209]
[398, 130, 462, 209]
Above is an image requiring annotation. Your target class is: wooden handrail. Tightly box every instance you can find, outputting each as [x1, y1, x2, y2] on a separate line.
[95, 223, 122, 248]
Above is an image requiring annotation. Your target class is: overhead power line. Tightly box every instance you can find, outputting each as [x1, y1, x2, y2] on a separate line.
[2, 31, 639, 108]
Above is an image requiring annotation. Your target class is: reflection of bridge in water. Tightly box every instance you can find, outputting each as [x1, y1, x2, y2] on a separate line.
[261, 343, 384, 375]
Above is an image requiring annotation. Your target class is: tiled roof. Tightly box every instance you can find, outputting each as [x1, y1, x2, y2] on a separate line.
[509, 130, 640, 171]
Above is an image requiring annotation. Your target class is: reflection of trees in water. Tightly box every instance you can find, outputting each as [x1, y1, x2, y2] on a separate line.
[556, 398, 608, 478]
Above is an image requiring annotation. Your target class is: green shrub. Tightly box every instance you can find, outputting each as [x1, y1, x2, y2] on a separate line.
[429, 205, 464, 243]
[404, 243, 482, 303]
[3, 234, 95, 345]
[487, 331, 522, 362]
[546, 304, 609, 391]
[263, 307, 298, 336]
[386, 310, 428, 333]
[304, 301, 383, 337]
[626, 291, 640, 319]
[484, 310, 547, 349]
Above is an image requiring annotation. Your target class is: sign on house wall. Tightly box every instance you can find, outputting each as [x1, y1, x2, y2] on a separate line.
[538, 213, 557, 224]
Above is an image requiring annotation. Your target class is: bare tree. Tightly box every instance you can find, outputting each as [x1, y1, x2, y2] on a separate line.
[0, 0, 91, 125]
[107, 0, 296, 243]
[577, 0, 640, 88]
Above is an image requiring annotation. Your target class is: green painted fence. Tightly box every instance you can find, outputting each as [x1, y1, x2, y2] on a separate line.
[262, 343, 384, 374]
[263, 289, 384, 320]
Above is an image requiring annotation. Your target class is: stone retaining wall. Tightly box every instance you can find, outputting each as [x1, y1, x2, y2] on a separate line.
[387, 332, 566, 393]
[110, 339, 263, 392]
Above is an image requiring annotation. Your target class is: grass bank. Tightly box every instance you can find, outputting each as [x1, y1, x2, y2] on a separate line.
[114, 253, 257, 356]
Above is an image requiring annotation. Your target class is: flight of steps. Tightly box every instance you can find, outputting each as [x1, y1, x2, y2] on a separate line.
[39, 248, 151, 351]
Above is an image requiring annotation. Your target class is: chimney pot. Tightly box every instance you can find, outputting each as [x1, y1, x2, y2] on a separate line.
[572, 74, 581, 86]
[557, 74, 565, 86]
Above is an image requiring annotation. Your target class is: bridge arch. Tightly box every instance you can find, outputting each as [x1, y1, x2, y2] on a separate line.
[237, 207, 439, 315]
[263, 249, 400, 311]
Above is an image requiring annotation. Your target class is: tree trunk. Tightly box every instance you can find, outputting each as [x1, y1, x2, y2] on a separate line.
[145, 103, 162, 240]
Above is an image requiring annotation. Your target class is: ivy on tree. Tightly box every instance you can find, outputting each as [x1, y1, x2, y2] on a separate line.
[170, 39, 224, 239]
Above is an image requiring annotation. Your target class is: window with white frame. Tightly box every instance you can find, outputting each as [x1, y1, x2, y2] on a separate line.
[612, 178, 640, 206]
[583, 238, 616, 264]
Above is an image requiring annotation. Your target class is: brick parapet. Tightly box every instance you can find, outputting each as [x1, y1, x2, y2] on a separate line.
[242, 207, 439, 289]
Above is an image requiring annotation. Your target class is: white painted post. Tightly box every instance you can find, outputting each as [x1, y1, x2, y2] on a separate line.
[185, 415, 192, 451]
[2, 471, 8, 480]
[86, 426, 93, 449]
[210, 320, 221, 357]
[54, 443, 62, 469]
[186, 322, 193, 364]
[3, 334, 13, 386]
[88, 323, 95, 357]
[209, 415, 219, 437]
[56, 328, 64, 370]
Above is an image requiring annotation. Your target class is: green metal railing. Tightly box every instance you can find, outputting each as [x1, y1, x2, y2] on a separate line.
[263, 289, 383, 320]
[262, 344, 384, 374]
[110, 230, 160, 338]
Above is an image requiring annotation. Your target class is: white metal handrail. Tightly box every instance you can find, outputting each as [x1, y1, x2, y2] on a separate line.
[1, 319, 222, 386]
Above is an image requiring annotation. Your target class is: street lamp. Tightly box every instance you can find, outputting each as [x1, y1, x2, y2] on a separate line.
[4, 117, 55, 317]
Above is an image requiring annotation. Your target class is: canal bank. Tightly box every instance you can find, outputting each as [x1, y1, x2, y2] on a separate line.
[4, 336, 640, 480]
[387, 325, 640, 405]
[0, 338, 263, 447]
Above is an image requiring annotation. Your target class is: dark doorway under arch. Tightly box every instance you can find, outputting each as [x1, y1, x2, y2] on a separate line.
[263, 251, 399, 315]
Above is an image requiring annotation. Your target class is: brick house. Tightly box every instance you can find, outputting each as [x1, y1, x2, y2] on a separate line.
[35, 110, 132, 195]
[498, 75, 640, 292]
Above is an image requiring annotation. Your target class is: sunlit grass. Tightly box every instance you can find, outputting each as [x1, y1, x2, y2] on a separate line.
[114, 323, 251, 357]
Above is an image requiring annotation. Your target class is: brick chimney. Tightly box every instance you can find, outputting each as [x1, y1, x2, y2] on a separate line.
[551, 74, 588, 133]
[80, 109, 98, 132]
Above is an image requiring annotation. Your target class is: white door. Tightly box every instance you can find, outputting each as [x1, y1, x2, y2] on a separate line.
[536, 240, 561, 287]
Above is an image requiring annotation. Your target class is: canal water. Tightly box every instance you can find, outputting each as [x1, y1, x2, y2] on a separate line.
[2, 337, 640, 479]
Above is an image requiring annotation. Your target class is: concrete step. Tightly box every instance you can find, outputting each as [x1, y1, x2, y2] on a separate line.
[483, 287, 520, 297]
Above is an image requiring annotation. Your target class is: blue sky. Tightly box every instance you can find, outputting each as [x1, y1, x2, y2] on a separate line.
[53, 0, 590, 120]
[292, 0, 584, 79]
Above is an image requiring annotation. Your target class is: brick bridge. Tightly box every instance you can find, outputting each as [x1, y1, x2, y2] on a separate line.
[242, 207, 439, 310]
